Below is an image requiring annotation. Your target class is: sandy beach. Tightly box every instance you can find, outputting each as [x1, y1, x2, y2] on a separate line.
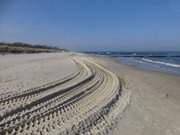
[0, 52, 180, 135]
[94, 56, 180, 135]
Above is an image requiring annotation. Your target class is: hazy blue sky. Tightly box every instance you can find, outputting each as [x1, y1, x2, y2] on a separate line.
[0, 0, 180, 51]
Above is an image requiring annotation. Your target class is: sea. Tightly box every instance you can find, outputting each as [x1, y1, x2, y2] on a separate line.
[84, 51, 180, 76]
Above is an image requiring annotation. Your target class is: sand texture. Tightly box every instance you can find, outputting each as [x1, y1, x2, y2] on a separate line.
[0, 53, 129, 135]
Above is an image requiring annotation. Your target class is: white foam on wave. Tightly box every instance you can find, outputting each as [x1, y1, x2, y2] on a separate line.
[142, 58, 180, 68]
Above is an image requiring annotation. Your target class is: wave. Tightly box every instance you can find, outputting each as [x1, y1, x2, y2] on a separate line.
[142, 58, 180, 68]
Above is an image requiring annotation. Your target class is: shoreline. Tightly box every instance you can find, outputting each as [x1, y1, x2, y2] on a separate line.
[94, 55, 180, 100]
[116, 57, 180, 77]
[117, 56, 180, 76]
[92, 55, 180, 135]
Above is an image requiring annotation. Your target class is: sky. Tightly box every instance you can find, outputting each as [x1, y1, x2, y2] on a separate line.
[0, 0, 180, 51]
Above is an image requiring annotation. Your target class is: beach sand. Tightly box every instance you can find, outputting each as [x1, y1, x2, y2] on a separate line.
[93, 56, 180, 135]
[0, 52, 180, 135]
[0, 53, 78, 94]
